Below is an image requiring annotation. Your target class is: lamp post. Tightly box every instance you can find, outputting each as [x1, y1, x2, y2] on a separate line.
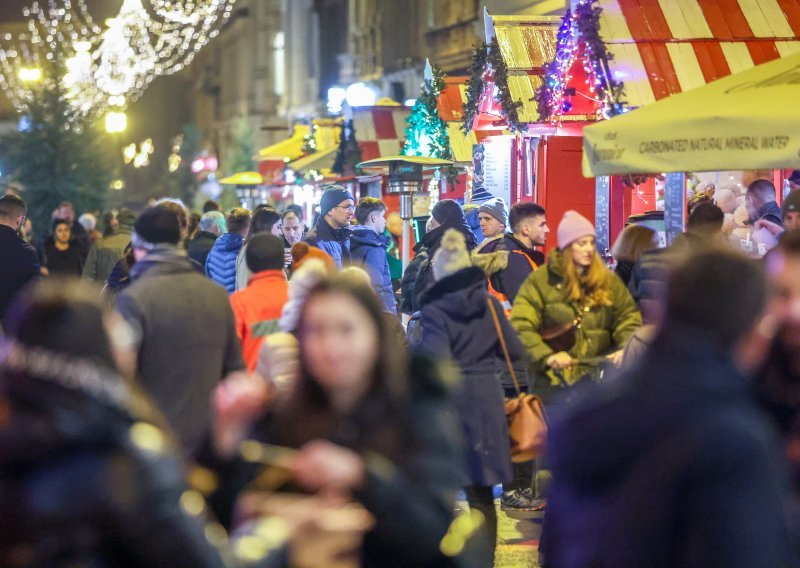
[357, 156, 454, 271]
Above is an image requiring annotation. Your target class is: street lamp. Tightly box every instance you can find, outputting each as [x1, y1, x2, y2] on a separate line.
[105, 110, 127, 133]
[357, 155, 454, 271]
[17, 67, 41, 82]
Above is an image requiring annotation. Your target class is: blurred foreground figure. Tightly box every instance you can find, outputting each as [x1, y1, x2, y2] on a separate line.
[541, 247, 800, 568]
[0, 279, 280, 567]
[0, 194, 39, 328]
[211, 274, 465, 566]
[759, 231, 800, 495]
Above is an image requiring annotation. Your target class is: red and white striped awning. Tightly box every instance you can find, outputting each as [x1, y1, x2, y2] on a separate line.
[598, 0, 800, 109]
[351, 106, 410, 161]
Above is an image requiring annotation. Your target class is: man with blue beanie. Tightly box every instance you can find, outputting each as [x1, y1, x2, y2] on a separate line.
[304, 184, 354, 269]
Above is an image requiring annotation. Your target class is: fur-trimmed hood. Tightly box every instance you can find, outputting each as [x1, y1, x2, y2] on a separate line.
[471, 236, 509, 276]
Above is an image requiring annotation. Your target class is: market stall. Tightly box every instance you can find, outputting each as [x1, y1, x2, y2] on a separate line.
[583, 49, 800, 253]
[543, 0, 800, 252]
[462, 11, 596, 253]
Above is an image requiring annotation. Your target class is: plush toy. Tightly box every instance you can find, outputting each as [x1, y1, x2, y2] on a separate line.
[715, 188, 737, 214]
[722, 213, 737, 234]
[733, 204, 750, 227]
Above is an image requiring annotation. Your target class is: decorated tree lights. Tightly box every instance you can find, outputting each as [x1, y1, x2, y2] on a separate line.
[535, 0, 628, 125]
[0, 0, 236, 117]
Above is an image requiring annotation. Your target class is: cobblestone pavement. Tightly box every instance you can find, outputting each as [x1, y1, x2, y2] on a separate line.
[495, 502, 543, 568]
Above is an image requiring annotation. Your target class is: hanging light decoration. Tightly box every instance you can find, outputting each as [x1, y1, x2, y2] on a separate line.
[0, 0, 236, 116]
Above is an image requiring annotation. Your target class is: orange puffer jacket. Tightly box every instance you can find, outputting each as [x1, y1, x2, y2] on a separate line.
[229, 269, 289, 371]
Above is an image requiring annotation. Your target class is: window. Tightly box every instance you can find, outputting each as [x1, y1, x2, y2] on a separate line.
[273, 31, 285, 96]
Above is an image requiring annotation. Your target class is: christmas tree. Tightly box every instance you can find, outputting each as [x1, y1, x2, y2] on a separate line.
[332, 119, 362, 177]
[403, 62, 453, 160]
[161, 124, 200, 206]
[223, 117, 256, 175]
[0, 55, 113, 232]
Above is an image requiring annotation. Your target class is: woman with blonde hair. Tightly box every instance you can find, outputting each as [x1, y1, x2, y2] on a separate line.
[611, 224, 658, 287]
[511, 211, 642, 393]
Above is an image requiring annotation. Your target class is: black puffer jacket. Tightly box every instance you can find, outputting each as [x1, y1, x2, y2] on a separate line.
[0, 356, 233, 567]
[419, 266, 518, 486]
[400, 225, 478, 315]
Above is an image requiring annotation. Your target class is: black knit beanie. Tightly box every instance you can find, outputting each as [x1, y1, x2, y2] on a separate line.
[432, 199, 464, 226]
[246, 233, 286, 273]
[132, 205, 181, 248]
[319, 185, 354, 218]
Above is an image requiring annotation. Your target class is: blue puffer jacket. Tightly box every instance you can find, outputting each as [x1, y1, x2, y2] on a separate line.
[204, 233, 243, 293]
[303, 219, 351, 270]
[350, 226, 397, 314]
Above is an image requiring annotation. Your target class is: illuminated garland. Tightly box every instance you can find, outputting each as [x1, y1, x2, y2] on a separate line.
[486, 37, 525, 133]
[461, 38, 526, 134]
[535, 0, 627, 124]
[302, 127, 317, 155]
[461, 42, 488, 135]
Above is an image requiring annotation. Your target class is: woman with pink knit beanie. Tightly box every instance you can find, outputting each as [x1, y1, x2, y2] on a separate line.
[511, 210, 642, 391]
[506, 210, 641, 510]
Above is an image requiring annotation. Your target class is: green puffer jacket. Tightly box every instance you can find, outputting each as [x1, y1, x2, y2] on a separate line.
[510, 249, 642, 386]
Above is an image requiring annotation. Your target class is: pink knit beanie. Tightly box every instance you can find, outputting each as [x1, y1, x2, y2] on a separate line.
[557, 210, 595, 249]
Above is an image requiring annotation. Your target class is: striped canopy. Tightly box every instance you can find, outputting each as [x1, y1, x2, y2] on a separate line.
[596, 0, 800, 109]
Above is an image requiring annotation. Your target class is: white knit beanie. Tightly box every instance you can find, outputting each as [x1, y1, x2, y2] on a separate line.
[432, 229, 472, 281]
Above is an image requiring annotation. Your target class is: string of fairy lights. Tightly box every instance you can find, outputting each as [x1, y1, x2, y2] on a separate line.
[0, 0, 236, 117]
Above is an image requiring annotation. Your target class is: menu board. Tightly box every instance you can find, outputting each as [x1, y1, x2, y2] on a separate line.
[664, 173, 686, 245]
[472, 136, 512, 204]
[595, 176, 611, 257]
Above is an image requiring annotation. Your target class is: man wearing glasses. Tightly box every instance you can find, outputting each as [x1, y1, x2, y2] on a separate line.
[304, 185, 355, 270]
[0, 194, 40, 328]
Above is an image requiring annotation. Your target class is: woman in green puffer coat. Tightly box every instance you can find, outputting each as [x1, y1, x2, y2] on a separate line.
[511, 211, 642, 395]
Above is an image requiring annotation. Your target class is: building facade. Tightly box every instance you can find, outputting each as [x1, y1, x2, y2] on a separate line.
[191, 0, 567, 172]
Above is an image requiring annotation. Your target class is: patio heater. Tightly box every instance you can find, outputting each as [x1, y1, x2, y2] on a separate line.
[219, 171, 264, 210]
[357, 156, 454, 270]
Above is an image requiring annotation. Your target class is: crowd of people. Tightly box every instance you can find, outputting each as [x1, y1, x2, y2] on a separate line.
[1, 177, 800, 566]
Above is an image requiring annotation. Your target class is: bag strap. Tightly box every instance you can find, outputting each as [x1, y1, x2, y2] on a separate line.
[487, 297, 522, 395]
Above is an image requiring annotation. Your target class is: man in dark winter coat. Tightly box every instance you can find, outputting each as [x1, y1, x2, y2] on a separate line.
[541, 247, 799, 568]
[350, 197, 397, 314]
[303, 185, 354, 269]
[628, 202, 723, 324]
[0, 194, 39, 327]
[187, 211, 225, 268]
[400, 199, 479, 315]
[205, 207, 251, 293]
[746, 178, 783, 228]
[117, 205, 245, 455]
[473, 201, 549, 307]
[82, 208, 136, 283]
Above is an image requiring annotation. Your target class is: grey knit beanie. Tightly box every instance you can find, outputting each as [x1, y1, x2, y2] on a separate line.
[479, 197, 509, 228]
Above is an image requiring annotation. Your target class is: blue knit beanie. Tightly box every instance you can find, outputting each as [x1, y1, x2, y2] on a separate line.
[319, 185, 354, 217]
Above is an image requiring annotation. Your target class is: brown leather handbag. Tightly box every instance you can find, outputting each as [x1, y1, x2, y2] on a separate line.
[487, 298, 548, 463]
[539, 304, 586, 353]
